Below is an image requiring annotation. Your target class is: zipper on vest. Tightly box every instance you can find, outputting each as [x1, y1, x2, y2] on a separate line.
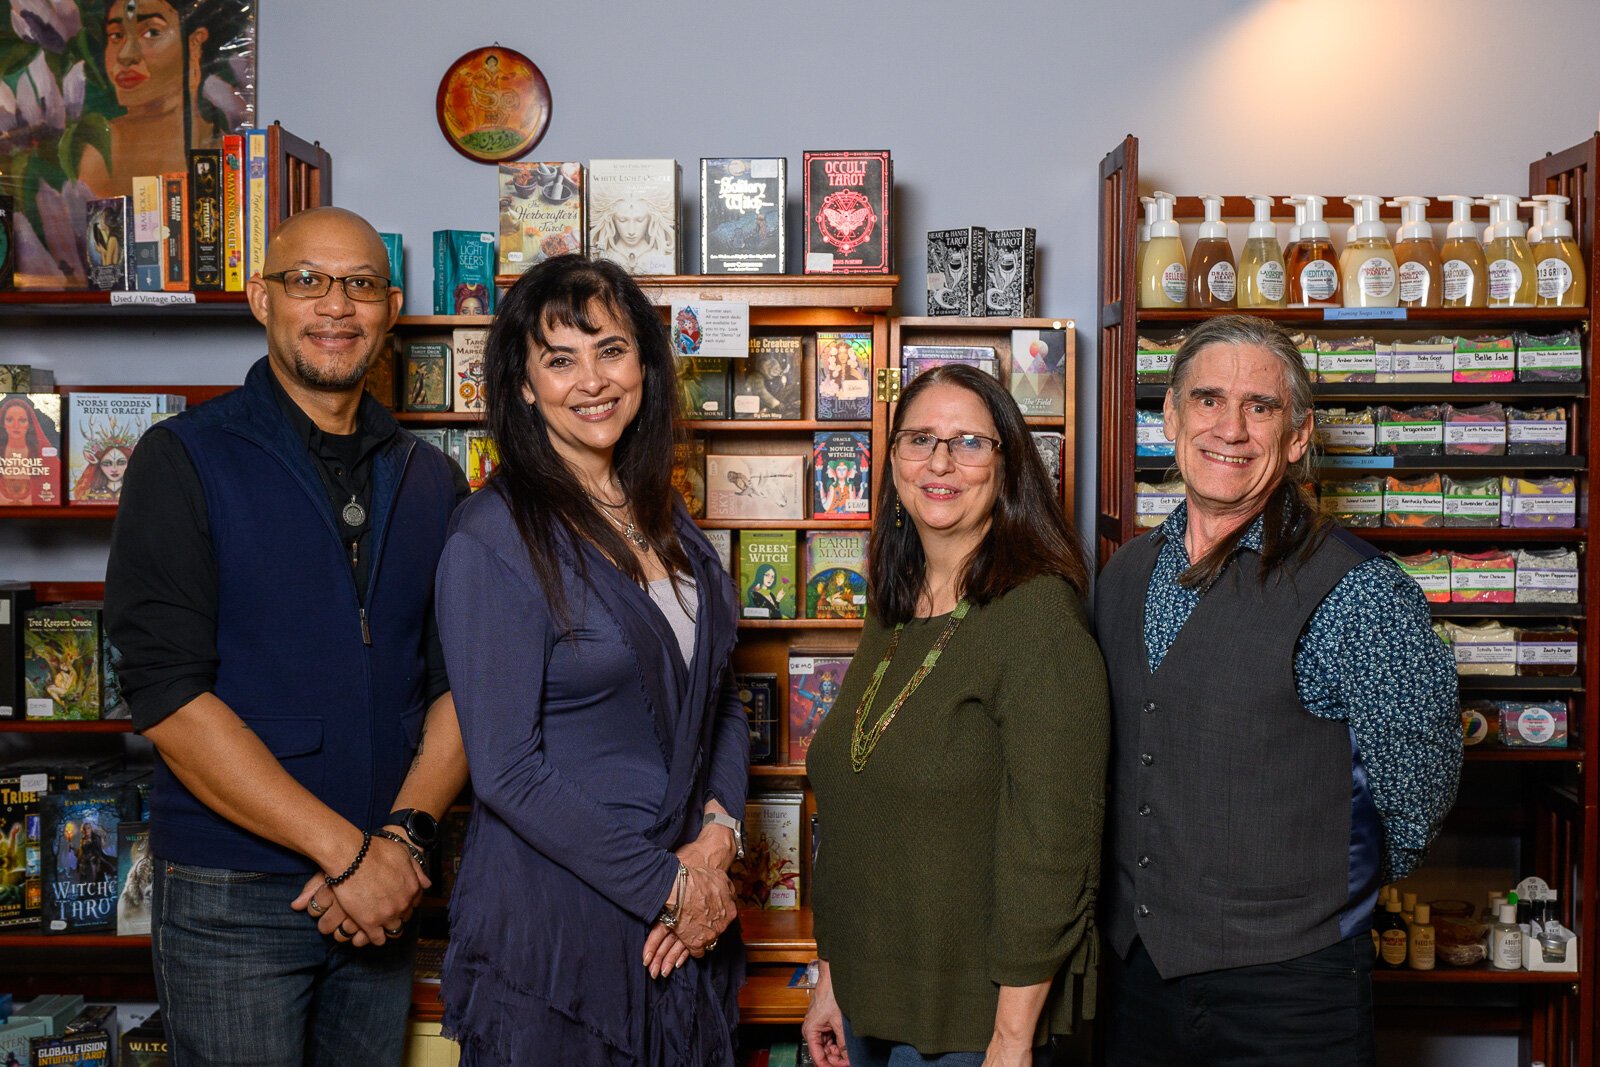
[359, 607, 372, 646]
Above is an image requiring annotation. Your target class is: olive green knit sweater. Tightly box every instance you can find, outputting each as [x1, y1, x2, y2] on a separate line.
[809, 575, 1110, 1054]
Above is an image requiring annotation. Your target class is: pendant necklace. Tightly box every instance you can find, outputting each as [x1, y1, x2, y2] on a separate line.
[341, 495, 366, 528]
[849, 599, 971, 772]
[587, 488, 648, 550]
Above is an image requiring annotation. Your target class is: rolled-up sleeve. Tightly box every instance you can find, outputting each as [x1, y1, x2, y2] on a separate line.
[988, 582, 1111, 986]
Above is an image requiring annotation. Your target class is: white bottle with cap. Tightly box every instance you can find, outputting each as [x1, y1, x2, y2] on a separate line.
[1340, 195, 1399, 307]
[1188, 194, 1237, 308]
[1388, 197, 1442, 308]
[1532, 193, 1586, 307]
[1490, 902, 1524, 969]
[1439, 195, 1487, 307]
[1237, 194, 1287, 309]
[1138, 191, 1188, 309]
[1480, 194, 1536, 307]
[1286, 195, 1340, 307]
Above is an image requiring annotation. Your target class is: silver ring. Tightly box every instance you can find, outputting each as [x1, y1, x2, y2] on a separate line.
[383, 925, 403, 937]
[307, 898, 325, 916]
[706, 938, 719, 951]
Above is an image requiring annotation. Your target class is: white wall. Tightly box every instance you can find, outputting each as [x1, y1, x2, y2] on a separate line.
[8, 3, 1599, 1056]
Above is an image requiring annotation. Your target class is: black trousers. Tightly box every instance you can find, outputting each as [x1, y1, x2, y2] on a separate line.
[1103, 934, 1376, 1067]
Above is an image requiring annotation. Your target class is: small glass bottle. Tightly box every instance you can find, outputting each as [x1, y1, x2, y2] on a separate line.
[1377, 898, 1409, 968]
[1490, 903, 1523, 970]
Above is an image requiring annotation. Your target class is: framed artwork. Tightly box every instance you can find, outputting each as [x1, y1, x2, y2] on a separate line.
[0, 0, 258, 288]
[435, 45, 551, 164]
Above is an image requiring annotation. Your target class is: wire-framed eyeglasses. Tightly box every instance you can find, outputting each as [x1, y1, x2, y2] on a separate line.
[262, 269, 393, 302]
[891, 431, 1000, 465]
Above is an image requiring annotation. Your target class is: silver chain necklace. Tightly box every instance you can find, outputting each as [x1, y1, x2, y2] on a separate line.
[586, 489, 648, 550]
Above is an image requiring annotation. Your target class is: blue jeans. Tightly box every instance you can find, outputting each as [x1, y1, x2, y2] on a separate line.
[151, 860, 415, 1067]
[843, 1016, 1054, 1066]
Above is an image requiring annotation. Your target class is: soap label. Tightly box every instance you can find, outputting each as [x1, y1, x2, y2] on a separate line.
[1136, 351, 1174, 374]
[1487, 258, 1524, 302]
[1257, 261, 1286, 302]
[1444, 422, 1507, 447]
[1322, 492, 1382, 515]
[1516, 347, 1581, 372]
[1403, 570, 1450, 595]
[1454, 642, 1516, 665]
[1318, 424, 1376, 449]
[1508, 421, 1566, 444]
[1454, 349, 1514, 372]
[1517, 567, 1578, 592]
[1300, 260, 1338, 301]
[1442, 260, 1475, 302]
[1377, 421, 1443, 444]
[1397, 260, 1431, 304]
[1387, 492, 1443, 514]
[1517, 642, 1578, 666]
[1514, 706, 1558, 744]
[1536, 258, 1574, 300]
[1161, 262, 1188, 304]
[1358, 256, 1396, 299]
[1512, 495, 1576, 517]
[1136, 424, 1169, 446]
[1136, 492, 1184, 516]
[1444, 495, 1500, 518]
[1320, 351, 1377, 374]
[1393, 349, 1451, 376]
[1207, 261, 1237, 302]
[1451, 569, 1514, 593]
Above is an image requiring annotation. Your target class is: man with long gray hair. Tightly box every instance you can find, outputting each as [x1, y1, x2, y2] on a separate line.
[1095, 314, 1460, 1064]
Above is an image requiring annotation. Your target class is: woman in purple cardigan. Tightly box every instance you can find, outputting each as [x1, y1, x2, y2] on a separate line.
[435, 256, 750, 1065]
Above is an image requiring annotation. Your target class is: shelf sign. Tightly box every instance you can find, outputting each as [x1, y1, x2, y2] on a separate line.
[1321, 307, 1408, 322]
[1319, 455, 1396, 468]
[670, 300, 750, 359]
[110, 291, 198, 306]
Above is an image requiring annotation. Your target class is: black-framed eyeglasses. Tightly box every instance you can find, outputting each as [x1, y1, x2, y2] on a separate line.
[891, 431, 1000, 465]
[262, 269, 393, 302]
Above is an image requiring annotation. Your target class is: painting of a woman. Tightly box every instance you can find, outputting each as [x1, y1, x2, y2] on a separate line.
[0, 394, 62, 505]
[745, 563, 786, 617]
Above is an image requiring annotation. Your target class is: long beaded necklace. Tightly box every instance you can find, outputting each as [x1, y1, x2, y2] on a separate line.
[849, 599, 971, 772]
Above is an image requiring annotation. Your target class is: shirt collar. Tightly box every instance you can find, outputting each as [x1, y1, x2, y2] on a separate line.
[263, 360, 395, 463]
[1154, 501, 1266, 565]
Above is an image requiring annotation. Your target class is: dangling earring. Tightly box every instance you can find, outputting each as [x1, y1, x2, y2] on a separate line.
[894, 498, 903, 528]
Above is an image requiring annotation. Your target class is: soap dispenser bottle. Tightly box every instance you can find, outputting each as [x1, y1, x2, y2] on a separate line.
[1286, 195, 1341, 307]
[1389, 196, 1442, 308]
[1237, 194, 1287, 309]
[1532, 193, 1587, 307]
[1139, 190, 1188, 309]
[1340, 195, 1399, 307]
[1480, 194, 1536, 307]
[1189, 194, 1237, 308]
[1439, 195, 1487, 308]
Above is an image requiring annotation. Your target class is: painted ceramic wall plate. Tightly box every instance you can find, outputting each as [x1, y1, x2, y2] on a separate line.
[436, 46, 551, 163]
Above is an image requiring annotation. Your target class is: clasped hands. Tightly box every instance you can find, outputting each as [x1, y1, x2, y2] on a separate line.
[290, 830, 428, 948]
[642, 826, 739, 979]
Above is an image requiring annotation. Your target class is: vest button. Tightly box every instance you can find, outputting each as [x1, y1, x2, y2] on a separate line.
[1136, 904, 1151, 918]
[1140, 753, 1155, 766]
[1143, 701, 1157, 714]
[1138, 803, 1152, 817]
[1137, 855, 1152, 868]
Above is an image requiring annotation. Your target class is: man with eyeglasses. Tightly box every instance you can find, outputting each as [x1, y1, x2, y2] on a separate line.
[106, 207, 470, 1065]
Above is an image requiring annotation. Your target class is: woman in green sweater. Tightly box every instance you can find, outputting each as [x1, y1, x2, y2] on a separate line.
[804, 364, 1110, 1066]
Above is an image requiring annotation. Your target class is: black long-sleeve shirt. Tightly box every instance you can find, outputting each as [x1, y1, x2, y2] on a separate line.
[106, 373, 469, 732]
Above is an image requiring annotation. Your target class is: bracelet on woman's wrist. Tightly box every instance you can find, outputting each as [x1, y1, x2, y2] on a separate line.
[325, 831, 372, 888]
[658, 863, 689, 929]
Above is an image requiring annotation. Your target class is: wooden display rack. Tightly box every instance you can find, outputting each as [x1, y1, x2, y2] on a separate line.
[1097, 133, 1600, 1066]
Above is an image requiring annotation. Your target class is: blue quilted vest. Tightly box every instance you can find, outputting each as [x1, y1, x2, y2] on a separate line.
[153, 357, 457, 873]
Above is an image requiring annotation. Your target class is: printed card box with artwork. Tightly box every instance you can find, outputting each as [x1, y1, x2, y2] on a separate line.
[789, 652, 851, 764]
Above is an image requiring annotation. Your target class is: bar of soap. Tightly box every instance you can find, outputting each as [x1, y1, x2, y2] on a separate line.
[1444, 620, 1517, 676]
[1319, 477, 1382, 528]
[1316, 407, 1375, 455]
[1460, 699, 1499, 747]
[1136, 334, 1184, 384]
[1448, 549, 1515, 603]
[1442, 475, 1501, 528]
[1514, 330, 1582, 383]
[1375, 404, 1443, 456]
[1500, 475, 1577, 529]
[1391, 337, 1455, 383]
[1443, 402, 1506, 456]
[1514, 547, 1579, 604]
[1385, 473, 1444, 527]
[1288, 332, 1318, 378]
[1135, 408, 1173, 457]
[1453, 335, 1515, 383]
[1495, 701, 1568, 746]
[1317, 335, 1377, 383]
[1515, 626, 1579, 678]
[1389, 549, 1451, 603]
[1135, 478, 1185, 528]
[1505, 406, 1568, 456]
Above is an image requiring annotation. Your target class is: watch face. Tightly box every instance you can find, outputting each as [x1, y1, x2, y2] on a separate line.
[393, 809, 440, 849]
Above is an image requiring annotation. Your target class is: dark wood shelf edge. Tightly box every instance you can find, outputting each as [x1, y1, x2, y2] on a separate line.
[0, 720, 134, 733]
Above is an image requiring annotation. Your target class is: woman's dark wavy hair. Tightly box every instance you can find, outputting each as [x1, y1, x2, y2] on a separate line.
[869, 363, 1089, 625]
[1165, 314, 1329, 589]
[483, 254, 687, 624]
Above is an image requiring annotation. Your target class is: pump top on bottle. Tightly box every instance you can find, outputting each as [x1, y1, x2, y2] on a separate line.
[1340, 195, 1399, 307]
[1139, 195, 1156, 246]
[1138, 191, 1188, 309]
[1238, 194, 1287, 309]
[1285, 196, 1306, 246]
[1388, 196, 1442, 308]
[1479, 194, 1536, 307]
[1188, 194, 1237, 308]
[1531, 193, 1586, 306]
[1439, 195, 1487, 307]
[1286, 194, 1340, 307]
[1524, 199, 1547, 246]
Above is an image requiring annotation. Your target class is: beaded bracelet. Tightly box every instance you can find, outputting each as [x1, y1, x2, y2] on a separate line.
[325, 831, 372, 888]
[372, 828, 424, 866]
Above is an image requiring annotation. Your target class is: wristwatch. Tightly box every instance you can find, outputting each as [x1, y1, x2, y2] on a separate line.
[386, 809, 440, 853]
[703, 811, 745, 860]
